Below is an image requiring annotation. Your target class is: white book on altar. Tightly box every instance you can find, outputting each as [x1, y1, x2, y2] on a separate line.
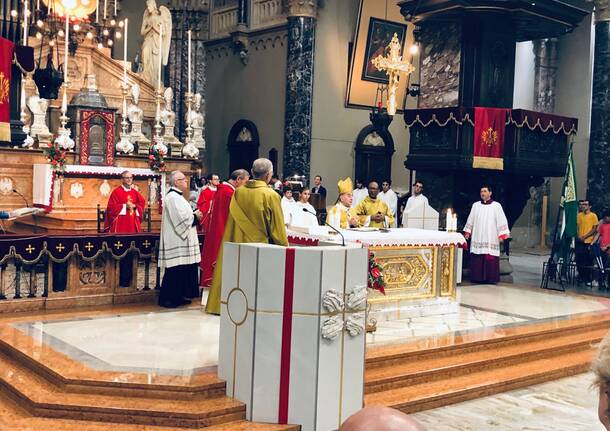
[402, 202, 439, 230]
[218, 242, 367, 431]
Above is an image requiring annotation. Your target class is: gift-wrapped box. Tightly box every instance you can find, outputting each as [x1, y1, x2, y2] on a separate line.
[218, 243, 368, 431]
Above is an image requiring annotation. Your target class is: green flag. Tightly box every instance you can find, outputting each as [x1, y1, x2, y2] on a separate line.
[560, 150, 578, 240]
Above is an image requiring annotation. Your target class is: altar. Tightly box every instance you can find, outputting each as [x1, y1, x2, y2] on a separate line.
[287, 228, 466, 319]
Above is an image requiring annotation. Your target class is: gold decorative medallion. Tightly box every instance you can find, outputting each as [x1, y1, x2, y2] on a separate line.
[481, 127, 498, 147]
[0, 72, 9, 105]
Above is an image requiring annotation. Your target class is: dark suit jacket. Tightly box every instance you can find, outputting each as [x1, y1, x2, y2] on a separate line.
[311, 185, 327, 198]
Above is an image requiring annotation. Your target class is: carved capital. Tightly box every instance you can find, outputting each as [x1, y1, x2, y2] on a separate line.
[285, 0, 317, 18]
[594, 0, 610, 23]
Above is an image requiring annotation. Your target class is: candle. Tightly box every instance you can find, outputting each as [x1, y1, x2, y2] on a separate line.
[446, 209, 452, 231]
[187, 29, 192, 94]
[23, 0, 29, 46]
[123, 18, 128, 83]
[114, 0, 117, 16]
[158, 22, 163, 91]
[96, 0, 99, 23]
[104, 0, 107, 20]
[452, 214, 458, 231]
[64, 15, 69, 83]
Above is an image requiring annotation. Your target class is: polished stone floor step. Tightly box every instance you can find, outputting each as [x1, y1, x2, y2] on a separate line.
[0, 351, 246, 428]
[365, 347, 592, 413]
[0, 392, 299, 431]
[365, 324, 607, 394]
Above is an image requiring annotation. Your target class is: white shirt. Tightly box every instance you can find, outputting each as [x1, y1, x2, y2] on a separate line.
[289, 201, 318, 228]
[281, 196, 296, 225]
[463, 200, 510, 257]
[379, 189, 398, 227]
[353, 188, 368, 207]
[405, 194, 428, 212]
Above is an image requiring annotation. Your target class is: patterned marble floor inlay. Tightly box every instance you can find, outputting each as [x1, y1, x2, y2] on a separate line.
[412, 373, 604, 431]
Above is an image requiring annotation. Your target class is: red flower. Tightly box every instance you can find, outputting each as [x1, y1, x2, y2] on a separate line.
[149, 155, 155, 160]
[51, 160, 57, 166]
[371, 268, 381, 279]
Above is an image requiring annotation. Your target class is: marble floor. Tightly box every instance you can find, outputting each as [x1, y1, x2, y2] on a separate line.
[412, 373, 604, 431]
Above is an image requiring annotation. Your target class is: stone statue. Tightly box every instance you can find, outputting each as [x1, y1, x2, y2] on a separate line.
[140, 0, 172, 89]
[236, 127, 253, 142]
[160, 87, 182, 154]
[27, 95, 51, 138]
[127, 84, 151, 154]
[187, 93, 205, 150]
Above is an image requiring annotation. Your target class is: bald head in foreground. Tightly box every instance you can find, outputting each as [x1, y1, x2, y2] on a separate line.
[340, 406, 426, 431]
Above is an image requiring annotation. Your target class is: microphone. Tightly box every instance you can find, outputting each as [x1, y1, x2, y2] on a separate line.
[13, 189, 29, 208]
[302, 207, 345, 247]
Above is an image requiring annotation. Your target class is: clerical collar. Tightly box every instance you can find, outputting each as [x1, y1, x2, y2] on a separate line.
[168, 187, 183, 196]
[122, 185, 132, 192]
[481, 199, 493, 205]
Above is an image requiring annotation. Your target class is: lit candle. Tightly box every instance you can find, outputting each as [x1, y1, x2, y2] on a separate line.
[104, 0, 107, 20]
[114, 0, 117, 16]
[452, 214, 458, 231]
[123, 18, 128, 83]
[446, 208, 452, 231]
[23, 0, 29, 46]
[187, 29, 192, 94]
[158, 22, 163, 91]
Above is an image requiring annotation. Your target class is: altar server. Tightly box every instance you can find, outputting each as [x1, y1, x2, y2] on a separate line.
[355, 181, 395, 228]
[206, 158, 288, 315]
[196, 173, 220, 232]
[379, 180, 398, 227]
[158, 171, 203, 308]
[199, 169, 249, 290]
[463, 185, 510, 284]
[104, 171, 146, 233]
[288, 187, 319, 228]
[281, 184, 296, 225]
[405, 180, 428, 212]
[352, 179, 368, 207]
[327, 177, 360, 230]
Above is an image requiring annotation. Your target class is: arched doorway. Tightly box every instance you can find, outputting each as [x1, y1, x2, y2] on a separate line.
[354, 125, 395, 185]
[227, 120, 260, 173]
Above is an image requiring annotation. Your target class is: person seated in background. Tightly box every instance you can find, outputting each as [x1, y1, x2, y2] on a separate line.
[593, 330, 610, 430]
[355, 181, 395, 228]
[340, 406, 426, 431]
[281, 184, 296, 226]
[327, 177, 359, 230]
[288, 187, 318, 228]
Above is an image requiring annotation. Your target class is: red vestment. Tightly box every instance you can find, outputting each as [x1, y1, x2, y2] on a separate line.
[200, 182, 234, 287]
[196, 186, 217, 233]
[104, 186, 146, 233]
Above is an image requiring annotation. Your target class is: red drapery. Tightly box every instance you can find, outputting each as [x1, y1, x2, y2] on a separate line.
[473, 107, 510, 170]
[0, 37, 15, 142]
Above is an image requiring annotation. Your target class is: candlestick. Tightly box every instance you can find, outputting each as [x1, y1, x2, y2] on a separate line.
[55, 15, 75, 151]
[63, 16, 69, 82]
[187, 29, 192, 94]
[23, 0, 29, 46]
[182, 91, 199, 159]
[104, 0, 107, 20]
[158, 23, 163, 91]
[123, 18, 128, 83]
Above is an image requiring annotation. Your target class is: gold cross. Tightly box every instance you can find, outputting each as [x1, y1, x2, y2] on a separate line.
[143, 240, 151, 248]
[371, 33, 415, 116]
[114, 241, 123, 249]
[25, 244, 35, 254]
[56, 243, 65, 252]
[84, 242, 94, 252]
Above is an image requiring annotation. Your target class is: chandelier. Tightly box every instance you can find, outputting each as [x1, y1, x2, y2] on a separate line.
[29, 0, 123, 55]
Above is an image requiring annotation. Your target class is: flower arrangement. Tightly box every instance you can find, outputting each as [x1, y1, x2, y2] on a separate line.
[368, 252, 386, 295]
[148, 142, 168, 172]
[44, 142, 67, 174]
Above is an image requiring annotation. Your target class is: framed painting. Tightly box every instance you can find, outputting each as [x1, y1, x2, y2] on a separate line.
[361, 18, 408, 84]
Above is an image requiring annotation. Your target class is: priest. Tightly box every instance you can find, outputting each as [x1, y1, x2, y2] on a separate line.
[327, 177, 360, 230]
[199, 169, 250, 291]
[354, 181, 395, 228]
[205, 158, 288, 315]
[158, 171, 203, 308]
[463, 185, 510, 284]
[196, 173, 220, 232]
[104, 171, 147, 288]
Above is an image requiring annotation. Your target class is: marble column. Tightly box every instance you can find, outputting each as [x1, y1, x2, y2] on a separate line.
[587, 2, 610, 209]
[282, 0, 317, 179]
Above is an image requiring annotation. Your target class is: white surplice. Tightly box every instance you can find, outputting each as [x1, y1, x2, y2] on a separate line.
[352, 187, 368, 207]
[281, 196, 296, 226]
[463, 200, 510, 257]
[379, 189, 398, 227]
[288, 201, 319, 228]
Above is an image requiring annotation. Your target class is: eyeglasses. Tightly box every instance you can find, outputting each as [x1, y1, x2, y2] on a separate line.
[122, 176, 133, 179]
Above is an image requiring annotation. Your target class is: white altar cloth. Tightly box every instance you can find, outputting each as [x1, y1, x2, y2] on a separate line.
[287, 227, 466, 248]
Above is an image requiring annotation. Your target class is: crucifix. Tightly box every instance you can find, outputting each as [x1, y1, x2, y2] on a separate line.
[371, 33, 415, 116]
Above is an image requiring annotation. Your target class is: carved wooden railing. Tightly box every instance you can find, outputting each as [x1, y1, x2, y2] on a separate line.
[0, 233, 204, 310]
[209, 0, 286, 40]
[251, 0, 285, 28]
[210, 4, 239, 39]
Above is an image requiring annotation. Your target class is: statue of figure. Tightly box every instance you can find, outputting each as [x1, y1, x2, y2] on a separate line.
[27, 94, 51, 138]
[127, 84, 151, 154]
[187, 93, 205, 150]
[236, 127, 253, 142]
[140, 0, 172, 89]
[160, 87, 182, 154]
[363, 131, 385, 147]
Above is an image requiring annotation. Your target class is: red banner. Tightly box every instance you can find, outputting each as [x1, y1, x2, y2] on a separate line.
[0, 37, 15, 142]
[473, 107, 510, 170]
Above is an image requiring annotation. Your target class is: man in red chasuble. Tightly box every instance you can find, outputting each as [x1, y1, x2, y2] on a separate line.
[200, 169, 249, 292]
[105, 171, 146, 287]
[196, 173, 220, 232]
